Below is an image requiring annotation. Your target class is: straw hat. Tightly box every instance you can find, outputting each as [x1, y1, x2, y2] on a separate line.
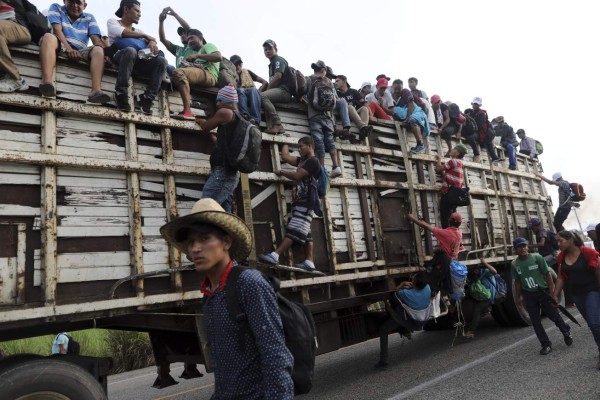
[159, 198, 252, 261]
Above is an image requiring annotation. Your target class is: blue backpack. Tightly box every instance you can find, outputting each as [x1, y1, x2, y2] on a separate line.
[448, 260, 467, 301]
[317, 165, 329, 197]
[113, 37, 148, 50]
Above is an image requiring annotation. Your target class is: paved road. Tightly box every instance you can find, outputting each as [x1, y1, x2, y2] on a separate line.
[108, 313, 600, 400]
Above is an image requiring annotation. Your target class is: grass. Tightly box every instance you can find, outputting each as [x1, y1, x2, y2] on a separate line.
[0, 329, 155, 374]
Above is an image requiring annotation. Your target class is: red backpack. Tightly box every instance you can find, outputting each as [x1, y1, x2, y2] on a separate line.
[570, 182, 586, 202]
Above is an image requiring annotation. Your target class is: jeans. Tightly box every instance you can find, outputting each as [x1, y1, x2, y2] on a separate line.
[522, 290, 570, 347]
[167, 64, 176, 77]
[201, 166, 240, 212]
[467, 299, 491, 333]
[113, 47, 167, 99]
[335, 97, 351, 128]
[505, 143, 517, 167]
[439, 193, 456, 229]
[260, 88, 292, 126]
[484, 140, 498, 161]
[573, 291, 600, 354]
[553, 207, 571, 232]
[237, 87, 262, 124]
[463, 134, 480, 156]
[309, 115, 335, 158]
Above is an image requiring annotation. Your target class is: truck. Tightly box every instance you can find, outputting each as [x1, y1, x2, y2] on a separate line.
[0, 46, 557, 398]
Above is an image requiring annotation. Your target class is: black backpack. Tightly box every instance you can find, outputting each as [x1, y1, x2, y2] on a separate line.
[217, 57, 240, 88]
[56, 333, 80, 355]
[223, 111, 262, 173]
[281, 65, 307, 98]
[21, 0, 51, 44]
[225, 266, 317, 395]
[307, 75, 336, 111]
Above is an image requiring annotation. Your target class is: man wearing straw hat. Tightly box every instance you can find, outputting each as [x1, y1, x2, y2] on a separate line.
[160, 198, 294, 399]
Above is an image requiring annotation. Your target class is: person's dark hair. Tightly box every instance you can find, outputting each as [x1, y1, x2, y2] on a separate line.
[558, 230, 584, 247]
[177, 223, 229, 244]
[408, 77, 418, 84]
[124, 1, 140, 13]
[412, 271, 428, 290]
[298, 136, 314, 147]
[448, 219, 461, 228]
[392, 79, 403, 86]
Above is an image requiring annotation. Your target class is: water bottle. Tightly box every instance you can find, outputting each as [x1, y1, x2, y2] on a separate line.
[137, 48, 156, 60]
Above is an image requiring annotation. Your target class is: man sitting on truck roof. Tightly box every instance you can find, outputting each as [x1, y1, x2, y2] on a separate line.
[335, 74, 373, 142]
[39, 0, 110, 104]
[230, 54, 267, 125]
[516, 128, 539, 158]
[158, 7, 192, 78]
[260, 39, 293, 134]
[159, 198, 294, 399]
[0, 0, 32, 93]
[391, 79, 430, 154]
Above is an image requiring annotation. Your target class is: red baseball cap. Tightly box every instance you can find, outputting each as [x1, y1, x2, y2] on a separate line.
[431, 94, 442, 104]
[449, 213, 462, 223]
[376, 77, 389, 88]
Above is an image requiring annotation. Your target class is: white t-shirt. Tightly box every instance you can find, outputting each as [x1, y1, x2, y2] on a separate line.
[107, 18, 145, 45]
[365, 90, 394, 108]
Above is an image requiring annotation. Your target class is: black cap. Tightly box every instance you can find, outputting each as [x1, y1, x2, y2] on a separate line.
[325, 66, 337, 79]
[177, 26, 186, 36]
[230, 55, 243, 65]
[516, 128, 525, 135]
[115, 0, 139, 18]
[262, 39, 277, 48]
[337, 74, 349, 87]
[311, 60, 327, 70]
[376, 73, 391, 81]
[187, 29, 203, 38]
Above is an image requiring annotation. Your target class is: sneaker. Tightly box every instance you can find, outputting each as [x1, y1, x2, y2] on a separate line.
[114, 93, 131, 112]
[190, 100, 209, 110]
[39, 81, 56, 98]
[492, 157, 504, 163]
[539, 346, 552, 355]
[410, 144, 425, 154]
[509, 164, 517, 171]
[464, 331, 475, 339]
[135, 94, 154, 115]
[171, 111, 195, 121]
[473, 155, 482, 163]
[358, 125, 373, 141]
[258, 253, 279, 265]
[333, 128, 352, 140]
[294, 260, 316, 271]
[0, 77, 29, 93]
[330, 166, 342, 178]
[563, 332, 573, 346]
[264, 124, 285, 134]
[87, 90, 111, 104]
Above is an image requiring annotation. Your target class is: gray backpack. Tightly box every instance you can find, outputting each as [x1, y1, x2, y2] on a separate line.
[218, 57, 240, 88]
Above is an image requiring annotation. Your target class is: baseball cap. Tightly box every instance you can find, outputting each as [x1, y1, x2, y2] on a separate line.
[431, 94, 442, 104]
[262, 39, 276, 48]
[471, 97, 483, 106]
[516, 128, 525, 135]
[552, 172, 562, 180]
[360, 82, 372, 91]
[337, 74, 348, 83]
[513, 237, 529, 247]
[454, 144, 467, 157]
[311, 60, 327, 70]
[325, 66, 337, 79]
[115, 0, 139, 18]
[496, 116, 505, 124]
[528, 218, 541, 228]
[449, 212, 462, 224]
[177, 26, 186, 36]
[230, 54, 243, 65]
[376, 74, 391, 81]
[376, 77, 389, 88]
[187, 29, 203, 38]
[585, 223, 598, 232]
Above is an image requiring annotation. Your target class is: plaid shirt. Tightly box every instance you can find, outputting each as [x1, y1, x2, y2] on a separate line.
[201, 262, 294, 399]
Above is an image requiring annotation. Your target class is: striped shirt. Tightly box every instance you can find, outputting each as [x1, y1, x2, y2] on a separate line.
[441, 159, 464, 193]
[48, 3, 101, 51]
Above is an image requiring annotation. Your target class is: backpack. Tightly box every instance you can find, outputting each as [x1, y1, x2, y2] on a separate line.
[57, 333, 80, 355]
[308, 75, 336, 111]
[545, 230, 560, 251]
[570, 182, 586, 202]
[218, 57, 240, 88]
[462, 114, 478, 137]
[535, 140, 544, 155]
[225, 266, 317, 395]
[317, 165, 329, 197]
[469, 278, 491, 301]
[223, 111, 262, 173]
[448, 260, 467, 301]
[281, 65, 307, 98]
[480, 273, 507, 303]
[473, 109, 495, 143]
[22, 0, 51, 44]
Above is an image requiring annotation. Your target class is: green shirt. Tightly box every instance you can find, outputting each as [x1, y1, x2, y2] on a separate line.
[192, 42, 220, 80]
[172, 44, 199, 68]
[511, 254, 550, 292]
[268, 55, 290, 93]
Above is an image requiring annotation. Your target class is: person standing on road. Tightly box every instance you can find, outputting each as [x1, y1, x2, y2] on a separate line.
[511, 237, 573, 355]
[553, 230, 600, 369]
[160, 198, 294, 399]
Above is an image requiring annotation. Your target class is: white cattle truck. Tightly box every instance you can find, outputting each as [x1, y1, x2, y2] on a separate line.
[0, 47, 556, 398]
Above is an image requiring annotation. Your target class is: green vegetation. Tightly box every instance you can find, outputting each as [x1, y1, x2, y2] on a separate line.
[0, 330, 154, 374]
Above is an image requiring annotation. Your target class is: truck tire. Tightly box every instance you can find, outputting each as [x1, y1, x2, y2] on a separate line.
[502, 271, 532, 326]
[0, 353, 43, 374]
[0, 358, 107, 400]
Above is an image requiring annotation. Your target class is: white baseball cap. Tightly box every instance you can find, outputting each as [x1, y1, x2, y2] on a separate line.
[471, 97, 483, 105]
[552, 172, 562, 180]
[585, 223, 598, 232]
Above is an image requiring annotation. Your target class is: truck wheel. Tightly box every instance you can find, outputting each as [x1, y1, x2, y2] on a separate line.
[0, 353, 43, 374]
[502, 271, 532, 326]
[0, 358, 107, 400]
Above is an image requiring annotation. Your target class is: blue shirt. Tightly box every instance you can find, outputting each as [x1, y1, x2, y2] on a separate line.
[202, 263, 294, 399]
[47, 3, 101, 51]
[51, 333, 69, 354]
[397, 284, 431, 310]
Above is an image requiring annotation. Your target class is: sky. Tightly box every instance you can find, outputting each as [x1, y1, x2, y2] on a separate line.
[31, 0, 599, 231]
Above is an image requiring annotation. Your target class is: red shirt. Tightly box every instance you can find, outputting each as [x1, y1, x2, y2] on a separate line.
[433, 227, 463, 260]
[441, 159, 464, 193]
[200, 260, 234, 297]
[557, 246, 599, 280]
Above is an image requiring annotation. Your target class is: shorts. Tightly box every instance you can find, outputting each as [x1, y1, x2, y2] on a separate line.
[40, 34, 96, 62]
[285, 205, 314, 245]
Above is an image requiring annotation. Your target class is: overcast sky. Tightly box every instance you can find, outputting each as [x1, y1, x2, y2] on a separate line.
[32, 0, 599, 231]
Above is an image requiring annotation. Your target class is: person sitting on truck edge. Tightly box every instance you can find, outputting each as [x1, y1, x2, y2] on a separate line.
[51, 332, 70, 354]
[230, 54, 267, 125]
[158, 7, 192, 78]
[536, 172, 574, 232]
[335, 74, 374, 142]
[407, 212, 463, 261]
[39, 0, 110, 104]
[528, 217, 559, 267]
[431, 96, 471, 158]
[470, 97, 500, 163]
[195, 85, 241, 213]
[516, 128, 539, 158]
[107, 0, 168, 114]
[375, 271, 431, 369]
[159, 198, 294, 399]
[407, 77, 437, 131]
[391, 79, 430, 154]
[305, 60, 342, 178]
[435, 144, 467, 228]
[0, 0, 32, 93]
[511, 237, 572, 356]
[259, 136, 321, 271]
[464, 258, 498, 339]
[260, 39, 293, 134]
[493, 116, 519, 170]
[171, 29, 220, 120]
[324, 66, 353, 143]
[364, 77, 393, 121]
